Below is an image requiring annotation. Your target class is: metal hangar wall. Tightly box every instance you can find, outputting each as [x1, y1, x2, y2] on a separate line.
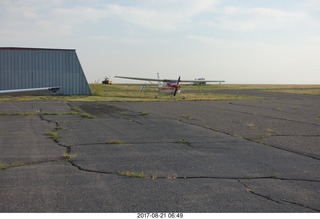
[0, 47, 91, 95]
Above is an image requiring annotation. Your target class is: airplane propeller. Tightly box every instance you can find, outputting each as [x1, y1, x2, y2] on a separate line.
[173, 76, 181, 97]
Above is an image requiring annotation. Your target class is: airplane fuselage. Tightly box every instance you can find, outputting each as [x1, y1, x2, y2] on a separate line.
[158, 82, 181, 95]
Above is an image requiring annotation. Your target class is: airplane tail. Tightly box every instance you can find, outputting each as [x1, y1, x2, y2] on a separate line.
[157, 72, 162, 87]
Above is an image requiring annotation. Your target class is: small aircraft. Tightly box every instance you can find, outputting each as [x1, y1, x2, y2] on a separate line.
[0, 86, 60, 95]
[115, 74, 225, 96]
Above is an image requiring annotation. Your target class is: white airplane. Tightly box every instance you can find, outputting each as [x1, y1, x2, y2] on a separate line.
[115, 74, 225, 96]
[0, 86, 60, 95]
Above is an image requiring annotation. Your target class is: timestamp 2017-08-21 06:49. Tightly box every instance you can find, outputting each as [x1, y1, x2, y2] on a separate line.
[137, 213, 183, 219]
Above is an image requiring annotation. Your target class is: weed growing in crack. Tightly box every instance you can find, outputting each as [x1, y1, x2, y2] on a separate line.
[105, 139, 125, 144]
[0, 111, 70, 117]
[54, 123, 62, 131]
[139, 111, 149, 116]
[78, 112, 95, 119]
[0, 112, 38, 116]
[119, 171, 145, 178]
[180, 113, 202, 121]
[70, 106, 95, 119]
[180, 114, 192, 119]
[176, 138, 190, 145]
[0, 163, 10, 170]
[119, 111, 128, 116]
[70, 106, 82, 113]
[266, 128, 273, 134]
[246, 122, 257, 129]
[0, 162, 25, 170]
[167, 174, 178, 179]
[252, 136, 265, 141]
[151, 174, 158, 180]
[45, 130, 59, 142]
[63, 152, 76, 161]
[234, 132, 243, 138]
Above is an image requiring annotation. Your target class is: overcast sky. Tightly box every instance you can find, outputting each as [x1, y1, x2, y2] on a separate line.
[1, 0, 320, 84]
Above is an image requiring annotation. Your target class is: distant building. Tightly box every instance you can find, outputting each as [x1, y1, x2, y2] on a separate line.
[193, 78, 206, 85]
[0, 47, 91, 95]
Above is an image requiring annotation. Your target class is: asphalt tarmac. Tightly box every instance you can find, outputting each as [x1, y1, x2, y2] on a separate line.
[0, 90, 319, 212]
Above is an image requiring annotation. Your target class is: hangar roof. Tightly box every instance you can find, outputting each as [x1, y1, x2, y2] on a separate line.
[0, 47, 75, 51]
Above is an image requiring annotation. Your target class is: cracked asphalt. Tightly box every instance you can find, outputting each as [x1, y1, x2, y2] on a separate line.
[0, 90, 319, 212]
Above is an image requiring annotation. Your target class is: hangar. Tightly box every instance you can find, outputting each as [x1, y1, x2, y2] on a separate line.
[0, 47, 91, 95]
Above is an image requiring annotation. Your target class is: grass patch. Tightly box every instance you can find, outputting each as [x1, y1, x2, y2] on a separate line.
[263, 88, 320, 95]
[1, 84, 318, 102]
[0, 84, 262, 102]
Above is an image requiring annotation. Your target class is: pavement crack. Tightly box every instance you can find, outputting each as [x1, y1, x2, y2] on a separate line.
[271, 134, 320, 137]
[237, 179, 282, 204]
[248, 139, 320, 161]
[57, 161, 320, 183]
[177, 119, 320, 161]
[237, 179, 320, 212]
[67, 161, 121, 176]
[76, 141, 219, 148]
[281, 200, 320, 212]
[128, 119, 144, 125]
[39, 114, 74, 167]
[0, 159, 65, 170]
[220, 107, 320, 127]
[176, 176, 320, 183]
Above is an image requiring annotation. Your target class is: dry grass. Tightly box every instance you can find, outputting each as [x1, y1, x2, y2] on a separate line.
[85, 84, 262, 102]
[0, 84, 318, 102]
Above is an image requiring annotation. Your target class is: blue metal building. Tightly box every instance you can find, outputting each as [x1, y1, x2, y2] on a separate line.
[0, 47, 91, 95]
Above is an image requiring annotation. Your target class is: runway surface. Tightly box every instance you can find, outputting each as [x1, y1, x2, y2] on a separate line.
[0, 90, 319, 212]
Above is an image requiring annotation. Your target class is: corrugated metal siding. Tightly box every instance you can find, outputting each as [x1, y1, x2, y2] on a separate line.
[0, 47, 91, 95]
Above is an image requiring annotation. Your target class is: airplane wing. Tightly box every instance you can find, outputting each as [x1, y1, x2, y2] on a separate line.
[115, 76, 225, 83]
[180, 79, 225, 83]
[0, 86, 60, 95]
[115, 76, 165, 82]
